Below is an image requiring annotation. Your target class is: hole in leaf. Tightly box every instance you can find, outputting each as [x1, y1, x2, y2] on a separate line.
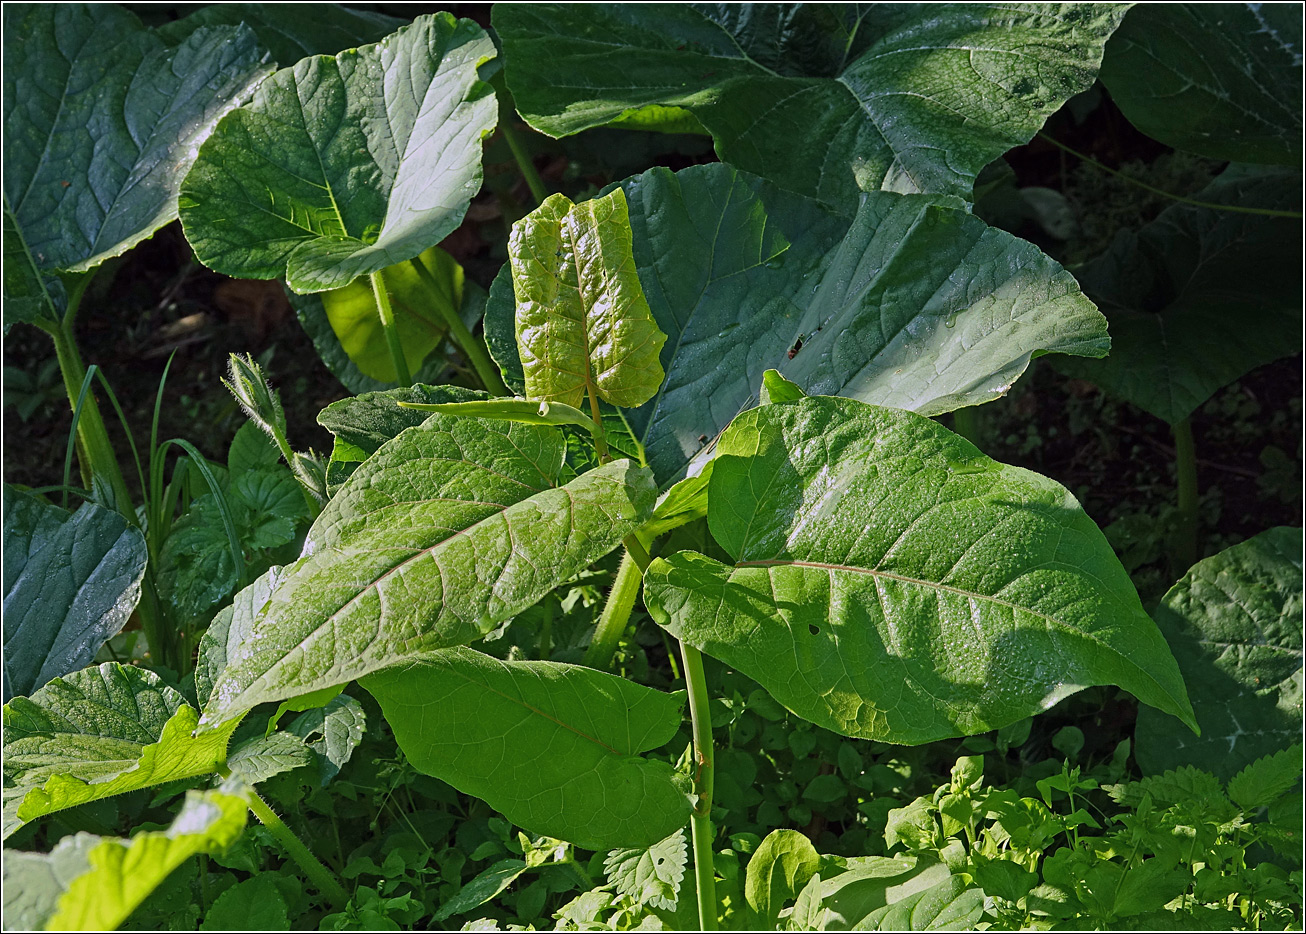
[808, 624, 820, 635]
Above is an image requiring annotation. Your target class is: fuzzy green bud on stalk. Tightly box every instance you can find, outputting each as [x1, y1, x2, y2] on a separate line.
[291, 450, 329, 508]
[222, 353, 288, 445]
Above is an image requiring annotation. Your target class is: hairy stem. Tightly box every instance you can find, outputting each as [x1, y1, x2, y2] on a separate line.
[408, 255, 509, 395]
[1172, 416, 1199, 573]
[679, 641, 717, 931]
[245, 790, 348, 908]
[369, 270, 412, 387]
[1038, 133, 1303, 219]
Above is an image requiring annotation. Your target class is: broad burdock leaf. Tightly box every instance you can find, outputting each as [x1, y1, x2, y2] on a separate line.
[745, 829, 820, 929]
[644, 395, 1196, 744]
[1134, 528, 1303, 780]
[157, 3, 404, 66]
[512, 188, 668, 410]
[2, 4, 271, 274]
[817, 857, 950, 929]
[859, 875, 986, 930]
[486, 164, 1109, 487]
[195, 566, 284, 709]
[497, 4, 1127, 207]
[3, 485, 148, 702]
[2, 196, 63, 333]
[3, 663, 240, 836]
[1100, 4, 1303, 164]
[321, 246, 464, 384]
[604, 828, 688, 912]
[2, 785, 247, 932]
[199, 414, 656, 726]
[363, 647, 691, 850]
[179, 13, 498, 293]
[1053, 166, 1303, 425]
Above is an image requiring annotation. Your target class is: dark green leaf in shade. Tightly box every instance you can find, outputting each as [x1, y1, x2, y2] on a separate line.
[3, 664, 239, 836]
[644, 395, 1196, 744]
[157, 3, 404, 66]
[484, 265, 525, 394]
[1052, 166, 1302, 425]
[1227, 745, 1304, 811]
[3, 196, 62, 333]
[496, 4, 1127, 207]
[362, 647, 691, 850]
[604, 828, 688, 912]
[432, 859, 528, 923]
[2, 785, 247, 932]
[179, 13, 498, 293]
[511, 188, 667, 409]
[485, 164, 1109, 487]
[200, 875, 291, 932]
[1134, 528, 1303, 780]
[286, 693, 366, 785]
[200, 414, 656, 726]
[3, 4, 271, 274]
[1100, 4, 1303, 164]
[3, 485, 148, 702]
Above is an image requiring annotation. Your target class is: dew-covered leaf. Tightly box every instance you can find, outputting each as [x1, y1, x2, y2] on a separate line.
[200, 414, 656, 726]
[179, 13, 497, 293]
[1052, 166, 1302, 425]
[487, 163, 1108, 487]
[3, 4, 271, 274]
[3, 485, 148, 702]
[363, 647, 690, 850]
[497, 4, 1126, 207]
[1100, 4, 1303, 164]
[1135, 528, 1303, 780]
[3, 785, 247, 932]
[3, 663, 240, 835]
[605, 828, 688, 912]
[644, 395, 1196, 744]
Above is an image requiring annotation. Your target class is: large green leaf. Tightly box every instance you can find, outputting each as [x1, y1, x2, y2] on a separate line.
[1053, 165, 1302, 425]
[1135, 528, 1303, 781]
[1099, 4, 1303, 164]
[2, 4, 270, 274]
[644, 395, 1196, 744]
[157, 3, 404, 66]
[3, 486, 148, 703]
[745, 829, 820, 930]
[3, 196, 62, 333]
[195, 567, 283, 709]
[2, 785, 247, 932]
[362, 647, 690, 850]
[179, 13, 497, 293]
[496, 4, 1126, 207]
[3, 664, 240, 836]
[199, 414, 656, 727]
[512, 188, 667, 409]
[486, 164, 1108, 486]
[321, 246, 463, 383]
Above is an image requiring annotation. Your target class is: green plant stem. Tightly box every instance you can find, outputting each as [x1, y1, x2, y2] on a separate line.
[585, 549, 642, 670]
[369, 270, 412, 387]
[45, 321, 133, 514]
[1172, 416, 1199, 573]
[501, 118, 549, 206]
[1037, 133, 1304, 219]
[679, 640, 717, 932]
[952, 406, 983, 448]
[245, 789, 348, 909]
[408, 255, 509, 395]
[585, 385, 611, 463]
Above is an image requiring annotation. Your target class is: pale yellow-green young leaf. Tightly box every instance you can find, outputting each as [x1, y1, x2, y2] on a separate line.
[511, 188, 666, 410]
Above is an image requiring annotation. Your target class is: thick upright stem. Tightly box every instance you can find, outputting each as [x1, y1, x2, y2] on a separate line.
[245, 790, 348, 908]
[679, 641, 717, 931]
[47, 322, 133, 515]
[369, 270, 412, 387]
[1172, 416, 1199, 573]
[408, 256, 509, 395]
[501, 118, 549, 206]
[585, 536, 651, 671]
